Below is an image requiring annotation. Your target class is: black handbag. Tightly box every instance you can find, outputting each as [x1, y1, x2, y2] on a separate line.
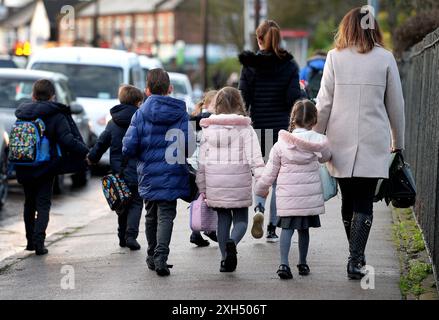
[374, 152, 416, 208]
[181, 163, 199, 204]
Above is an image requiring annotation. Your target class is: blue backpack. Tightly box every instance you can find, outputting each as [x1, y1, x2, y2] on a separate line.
[8, 118, 52, 167]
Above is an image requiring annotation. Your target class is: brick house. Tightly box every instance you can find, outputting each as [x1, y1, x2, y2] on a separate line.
[65, 0, 226, 61]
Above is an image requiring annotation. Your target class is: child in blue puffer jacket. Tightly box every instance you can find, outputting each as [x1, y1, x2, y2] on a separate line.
[123, 68, 195, 277]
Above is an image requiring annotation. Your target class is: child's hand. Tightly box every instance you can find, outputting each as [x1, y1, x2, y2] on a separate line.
[200, 193, 208, 202]
[86, 156, 93, 166]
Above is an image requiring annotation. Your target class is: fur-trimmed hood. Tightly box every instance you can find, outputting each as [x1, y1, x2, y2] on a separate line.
[238, 50, 294, 68]
[278, 130, 329, 153]
[201, 114, 254, 149]
[200, 114, 252, 128]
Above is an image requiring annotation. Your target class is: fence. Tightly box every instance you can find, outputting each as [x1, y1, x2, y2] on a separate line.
[399, 28, 439, 283]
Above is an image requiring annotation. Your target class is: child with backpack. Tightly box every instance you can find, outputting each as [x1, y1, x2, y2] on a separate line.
[189, 90, 218, 247]
[12, 80, 89, 255]
[123, 68, 194, 277]
[196, 87, 265, 273]
[87, 85, 144, 251]
[255, 100, 331, 280]
[300, 50, 327, 101]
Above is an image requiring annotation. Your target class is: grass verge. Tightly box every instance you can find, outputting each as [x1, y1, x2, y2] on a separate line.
[392, 207, 438, 300]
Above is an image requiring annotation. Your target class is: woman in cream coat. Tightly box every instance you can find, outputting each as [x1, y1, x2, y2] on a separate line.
[314, 7, 405, 279]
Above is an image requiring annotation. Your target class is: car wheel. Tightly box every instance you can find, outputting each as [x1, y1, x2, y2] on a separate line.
[53, 175, 65, 195]
[0, 147, 8, 210]
[71, 169, 90, 188]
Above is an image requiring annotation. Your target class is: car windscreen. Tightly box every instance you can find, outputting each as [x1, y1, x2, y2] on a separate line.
[0, 78, 34, 108]
[0, 60, 18, 68]
[31, 63, 123, 99]
[171, 79, 188, 95]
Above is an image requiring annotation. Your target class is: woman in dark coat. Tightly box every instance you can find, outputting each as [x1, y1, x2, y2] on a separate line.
[239, 20, 302, 242]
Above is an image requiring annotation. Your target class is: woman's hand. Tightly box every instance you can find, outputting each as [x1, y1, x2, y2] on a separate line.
[391, 148, 402, 154]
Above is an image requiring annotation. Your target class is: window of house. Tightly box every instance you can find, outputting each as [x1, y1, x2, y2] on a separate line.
[168, 14, 175, 43]
[158, 14, 166, 42]
[146, 16, 155, 43]
[135, 16, 145, 42]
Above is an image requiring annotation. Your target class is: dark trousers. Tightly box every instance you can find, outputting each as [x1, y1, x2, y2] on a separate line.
[145, 200, 177, 268]
[116, 188, 143, 240]
[22, 177, 55, 246]
[338, 178, 379, 221]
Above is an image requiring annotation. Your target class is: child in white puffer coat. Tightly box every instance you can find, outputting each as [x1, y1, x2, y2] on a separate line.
[256, 100, 331, 280]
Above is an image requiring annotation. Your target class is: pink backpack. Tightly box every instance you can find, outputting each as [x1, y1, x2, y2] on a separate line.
[190, 194, 218, 232]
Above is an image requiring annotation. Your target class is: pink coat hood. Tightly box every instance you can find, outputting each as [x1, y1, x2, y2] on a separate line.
[255, 130, 331, 217]
[196, 114, 265, 209]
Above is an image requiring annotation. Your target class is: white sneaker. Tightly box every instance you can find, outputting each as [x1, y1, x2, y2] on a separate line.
[251, 212, 264, 239]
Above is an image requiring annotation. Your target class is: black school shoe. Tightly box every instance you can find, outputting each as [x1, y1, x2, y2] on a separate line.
[156, 267, 171, 277]
[156, 264, 174, 277]
[297, 264, 311, 276]
[35, 245, 49, 256]
[204, 231, 218, 243]
[224, 240, 237, 272]
[190, 232, 210, 247]
[277, 265, 293, 280]
[126, 238, 141, 251]
[26, 242, 35, 251]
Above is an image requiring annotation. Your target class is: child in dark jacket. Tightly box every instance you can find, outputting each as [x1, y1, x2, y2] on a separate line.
[123, 68, 194, 277]
[15, 80, 89, 255]
[88, 85, 144, 250]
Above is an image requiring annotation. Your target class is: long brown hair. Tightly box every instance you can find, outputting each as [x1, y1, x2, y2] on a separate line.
[214, 87, 247, 116]
[335, 7, 384, 54]
[288, 100, 318, 132]
[256, 20, 288, 59]
[192, 90, 218, 116]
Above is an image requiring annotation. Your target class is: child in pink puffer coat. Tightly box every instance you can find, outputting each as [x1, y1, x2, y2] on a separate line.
[196, 87, 264, 273]
[255, 100, 331, 280]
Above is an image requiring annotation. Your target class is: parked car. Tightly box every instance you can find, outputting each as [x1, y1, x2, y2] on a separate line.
[0, 68, 93, 192]
[169, 72, 195, 114]
[0, 56, 18, 69]
[27, 47, 145, 164]
[0, 122, 8, 210]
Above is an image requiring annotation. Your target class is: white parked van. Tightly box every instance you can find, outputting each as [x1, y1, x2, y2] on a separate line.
[27, 47, 145, 143]
[169, 72, 195, 114]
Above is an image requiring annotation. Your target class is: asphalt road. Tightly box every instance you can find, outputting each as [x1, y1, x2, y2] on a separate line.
[0, 182, 402, 300]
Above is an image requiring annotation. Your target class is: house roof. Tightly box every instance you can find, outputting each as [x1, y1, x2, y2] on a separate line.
[0, 1, 35, 28]
[77, 0, 184, 17]
[0, 0, 82, 28]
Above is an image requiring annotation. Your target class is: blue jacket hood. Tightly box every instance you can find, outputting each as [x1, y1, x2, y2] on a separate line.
[307, 58, 326, 71]
[141, 95, 187, 125]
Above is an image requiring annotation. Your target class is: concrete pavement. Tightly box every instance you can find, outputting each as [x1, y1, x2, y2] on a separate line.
[0, 197, 401, 300]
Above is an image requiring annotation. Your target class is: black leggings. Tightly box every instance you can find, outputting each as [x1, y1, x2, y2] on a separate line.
[338, 178, 379, 219]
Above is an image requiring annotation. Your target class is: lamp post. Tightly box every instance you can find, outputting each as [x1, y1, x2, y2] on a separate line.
[254, 0, 260, 51]
[368, 0, 379, 15]
[201, 0, 209, 90]
[92, 0, 100, 47]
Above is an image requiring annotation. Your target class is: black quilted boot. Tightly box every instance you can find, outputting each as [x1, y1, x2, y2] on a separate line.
[343, 217, 366, 266]
[347, 212, 373, 280]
